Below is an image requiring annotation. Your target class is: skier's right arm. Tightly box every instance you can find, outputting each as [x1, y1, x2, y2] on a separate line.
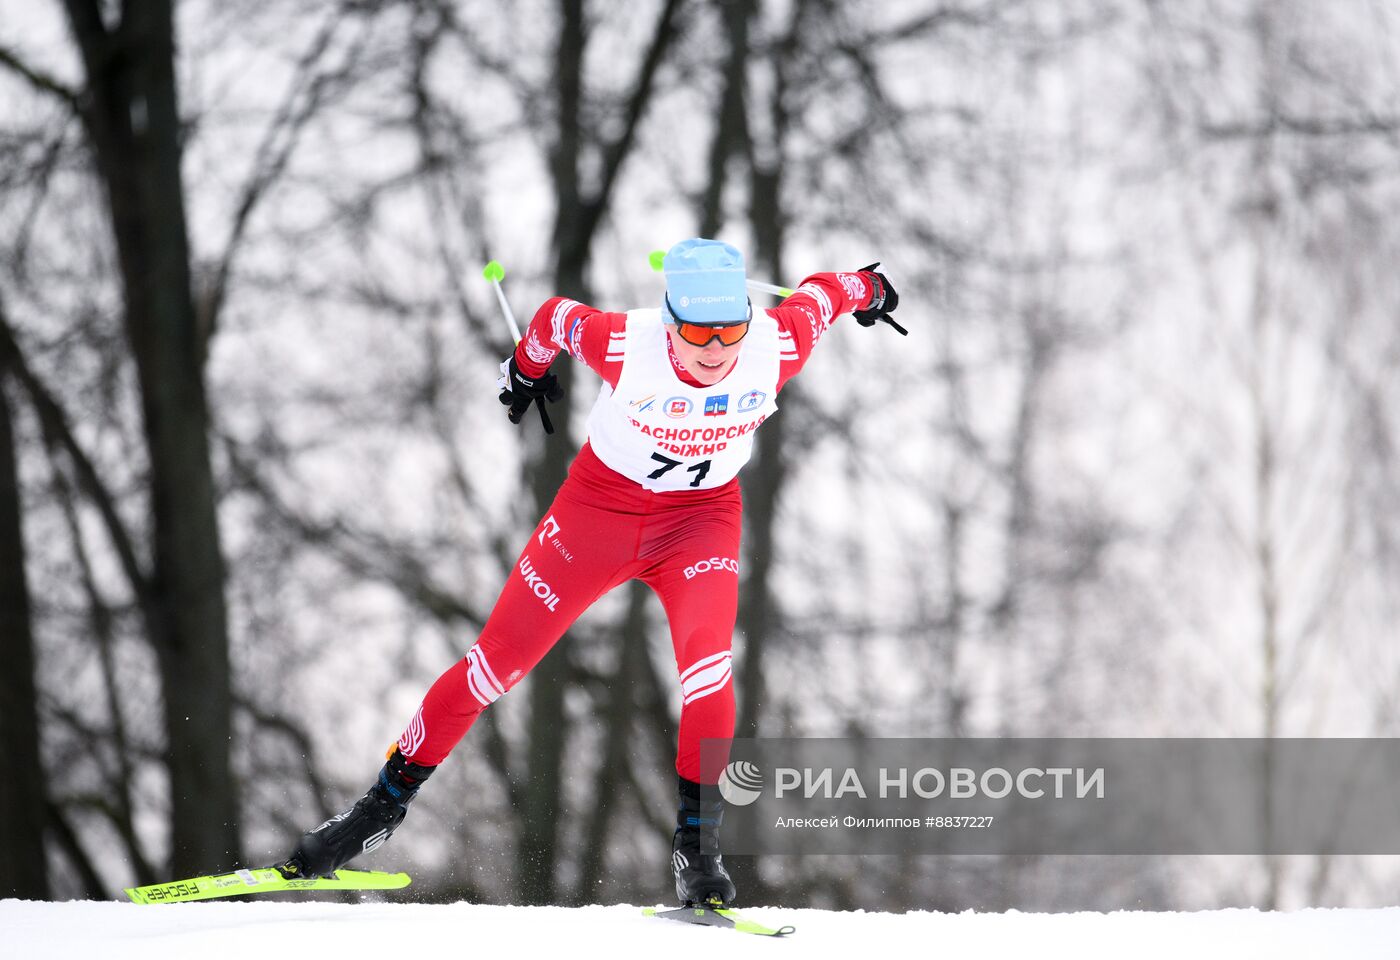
[513, 297, 627, 388]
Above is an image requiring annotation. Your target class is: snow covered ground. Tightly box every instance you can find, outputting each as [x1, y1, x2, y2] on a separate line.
[5, 899, 1400, 959]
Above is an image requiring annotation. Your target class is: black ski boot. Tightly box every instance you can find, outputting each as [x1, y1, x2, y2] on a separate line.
[672, 776, 736, 907]
[281, 747, 435, 879]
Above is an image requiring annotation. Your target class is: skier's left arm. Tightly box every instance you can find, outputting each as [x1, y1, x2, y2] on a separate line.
[767, 266, 903, 387]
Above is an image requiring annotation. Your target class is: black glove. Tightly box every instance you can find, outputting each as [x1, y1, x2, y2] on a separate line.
[851, 263, 907, 336]
[498, 356, 564, 434]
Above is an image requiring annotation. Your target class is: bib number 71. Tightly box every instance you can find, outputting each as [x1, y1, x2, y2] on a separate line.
[648, 452, 712, 487]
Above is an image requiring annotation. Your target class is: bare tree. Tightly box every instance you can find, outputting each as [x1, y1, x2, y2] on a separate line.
[56, 0, 238, 874]
[0, 302, 49, 900]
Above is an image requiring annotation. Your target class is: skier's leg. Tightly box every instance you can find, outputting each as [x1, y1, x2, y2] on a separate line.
[642, 495, 743, 905]
[287, 485, 636, 876]
[395, 504, 616, 766]
[644, 504, 743, 785]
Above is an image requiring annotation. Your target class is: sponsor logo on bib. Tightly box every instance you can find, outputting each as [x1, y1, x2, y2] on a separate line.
[738, 390, 766, 412]
[704, 394, 729, 416]
[664, 397, 692, 418]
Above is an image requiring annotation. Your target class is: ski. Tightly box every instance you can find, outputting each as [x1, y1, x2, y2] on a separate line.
[124, 866, 411, 904]
[643, 904, 796, 937]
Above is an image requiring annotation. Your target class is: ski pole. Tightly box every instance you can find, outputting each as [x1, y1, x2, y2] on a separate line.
[482, 259, 553, 434]
[647, 250, 794, 299]
[483, 259, 523, 341]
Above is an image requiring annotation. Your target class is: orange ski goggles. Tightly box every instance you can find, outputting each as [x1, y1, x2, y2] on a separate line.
[666, 294, 751, 346]
[675, 321, 750, 347]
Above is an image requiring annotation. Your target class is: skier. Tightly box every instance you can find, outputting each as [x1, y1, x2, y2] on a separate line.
[282, 238, 903, 907]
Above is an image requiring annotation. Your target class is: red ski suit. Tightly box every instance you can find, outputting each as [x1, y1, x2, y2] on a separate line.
[397, 271, 879, 782]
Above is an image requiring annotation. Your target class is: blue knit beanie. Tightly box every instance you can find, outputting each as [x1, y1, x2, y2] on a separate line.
[662, 238, 750, 325]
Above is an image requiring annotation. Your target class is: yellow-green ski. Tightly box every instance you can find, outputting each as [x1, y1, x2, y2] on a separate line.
[643, 904, 795, 937]
[124, 866, 410, 904]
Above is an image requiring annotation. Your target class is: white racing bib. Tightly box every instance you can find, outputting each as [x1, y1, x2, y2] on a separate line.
[586, 308, 780, 492]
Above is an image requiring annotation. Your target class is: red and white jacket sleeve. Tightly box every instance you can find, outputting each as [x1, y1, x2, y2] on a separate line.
[767, 271, 880, 390]
[513, 297, 628, 388]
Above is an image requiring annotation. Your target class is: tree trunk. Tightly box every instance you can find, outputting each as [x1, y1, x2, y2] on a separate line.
[63, 0, 238, 874]
[0, 358, 51, 899]
[575, 580, 651, 901]
[698, 0, 754, 239]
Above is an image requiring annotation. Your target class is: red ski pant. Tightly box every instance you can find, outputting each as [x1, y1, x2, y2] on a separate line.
[396, 450, 741, 783]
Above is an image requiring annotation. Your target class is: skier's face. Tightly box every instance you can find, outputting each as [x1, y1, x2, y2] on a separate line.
[668, 325, 743, 385]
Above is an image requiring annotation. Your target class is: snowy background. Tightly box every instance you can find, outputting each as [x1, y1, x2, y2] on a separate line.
[3, 0, 1400, 916]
